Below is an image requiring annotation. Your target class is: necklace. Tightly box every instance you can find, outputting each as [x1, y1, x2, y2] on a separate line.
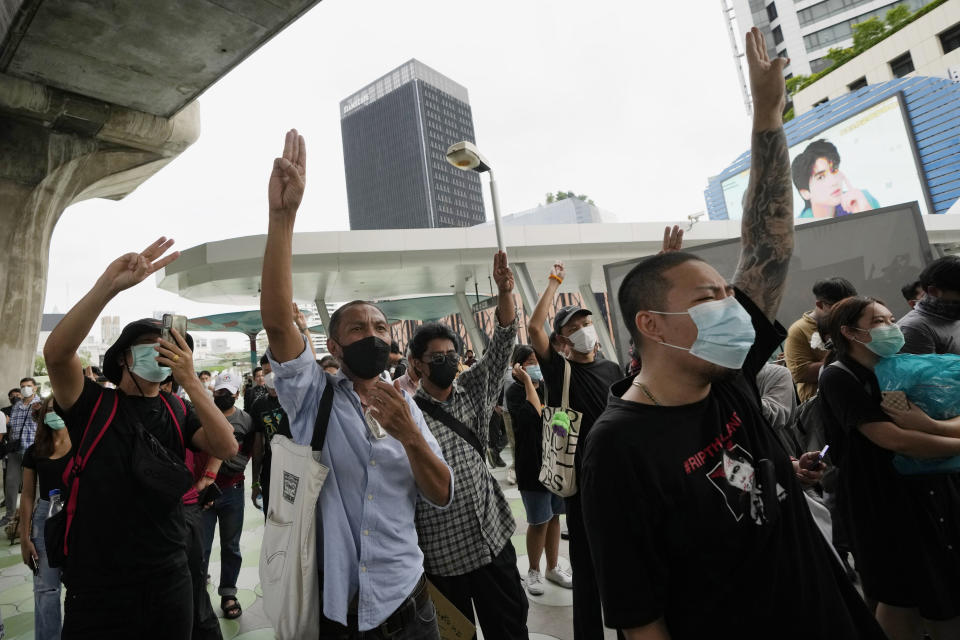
[631, 380, 661, 406]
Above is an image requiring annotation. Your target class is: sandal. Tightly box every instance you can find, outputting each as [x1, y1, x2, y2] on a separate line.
[221, 596, 242, 620]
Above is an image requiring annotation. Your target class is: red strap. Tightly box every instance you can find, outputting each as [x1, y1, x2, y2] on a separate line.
[63, 392, 117, 555]
[158, 393, 185, 451]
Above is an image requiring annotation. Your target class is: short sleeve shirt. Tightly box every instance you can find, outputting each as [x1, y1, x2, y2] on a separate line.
[22, 444, 70, 502]
[581, 290, 884, 638]
[54, 379, 202, 588]
[505, 381, 545, 492]
[538, 348, 621, 467]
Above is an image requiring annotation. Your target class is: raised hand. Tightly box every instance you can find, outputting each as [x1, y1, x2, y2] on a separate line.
[155, 328, 196, 386]
[550, 261, 565, 282]
[369, 380, 421, 446]
[746, 27, 788, 126]
[269, 129, 306, 218]
[96, 237, 179, 295]
[493, 251, 514, 294]
[293, 303, 309, 332]
[659, 225, 684, 255]
[512, 362, 531, 383]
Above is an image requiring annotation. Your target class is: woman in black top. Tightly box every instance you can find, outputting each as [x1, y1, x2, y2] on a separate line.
[818, 296, 960, 639]
[505, 345, 571, 595]
[20, 394, 73, 640]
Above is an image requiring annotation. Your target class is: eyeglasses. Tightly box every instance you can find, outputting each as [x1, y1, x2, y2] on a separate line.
[424, 352, 459, 365]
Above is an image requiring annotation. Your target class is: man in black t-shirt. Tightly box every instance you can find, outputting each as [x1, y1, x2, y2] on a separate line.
[528, 276, 621, 640]
[43, 238, 239, 639]
[249, 370, 290, 514]
[579, 29, 885, 640]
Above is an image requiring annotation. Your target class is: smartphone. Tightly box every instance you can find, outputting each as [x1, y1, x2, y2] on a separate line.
[881, 390, 909, 411]
[805, 444, 829, 471]
[28, 555, 39, 575]
[198, 483, 222, 506]
[161, 314, 188, 344]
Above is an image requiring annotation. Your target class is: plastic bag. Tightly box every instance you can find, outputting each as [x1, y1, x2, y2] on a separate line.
[874, 353, 960, 474]
[875, 353, 960, 419]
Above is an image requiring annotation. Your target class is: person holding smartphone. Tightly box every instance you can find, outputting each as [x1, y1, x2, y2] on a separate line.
[19, 394, 72, 640]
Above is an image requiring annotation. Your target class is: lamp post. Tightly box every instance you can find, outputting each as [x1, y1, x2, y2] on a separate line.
[445, 141, 505, 255]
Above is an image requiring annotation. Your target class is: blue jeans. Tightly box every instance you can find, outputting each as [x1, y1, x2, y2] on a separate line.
[200, 481, 244, 598]
[32, 499, 63, 640]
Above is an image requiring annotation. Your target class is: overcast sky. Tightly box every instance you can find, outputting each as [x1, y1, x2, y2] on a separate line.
[45, 1, 754, 348]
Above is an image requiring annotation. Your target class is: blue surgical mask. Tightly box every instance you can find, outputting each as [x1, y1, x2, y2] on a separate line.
[853, 324, 904, 358]
[649, 296, 756, 370]
[44, 413, 66, 431]
[524, 365, 543, 382]
[129, 343, 171, 383]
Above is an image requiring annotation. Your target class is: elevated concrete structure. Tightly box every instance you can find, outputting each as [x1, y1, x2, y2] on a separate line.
[0, 0, 322, 386]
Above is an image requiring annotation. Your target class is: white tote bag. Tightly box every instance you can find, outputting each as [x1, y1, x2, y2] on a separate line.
[260, 381, 334, 640]
[260, 434, 330, 640]
[538, 359, 582, 497]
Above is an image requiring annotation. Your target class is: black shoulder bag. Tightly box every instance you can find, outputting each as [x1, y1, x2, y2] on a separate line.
[414, 396, 485, 460]
[119, 394, 193, 507]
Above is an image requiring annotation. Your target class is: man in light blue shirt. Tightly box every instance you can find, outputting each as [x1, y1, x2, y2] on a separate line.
[261, 129, 453, 638]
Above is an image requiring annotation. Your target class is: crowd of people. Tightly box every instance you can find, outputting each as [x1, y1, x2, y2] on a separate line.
[1, 26, 958, 640]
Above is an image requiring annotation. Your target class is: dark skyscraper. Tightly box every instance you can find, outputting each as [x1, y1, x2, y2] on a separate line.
[340, 59, 486, 230]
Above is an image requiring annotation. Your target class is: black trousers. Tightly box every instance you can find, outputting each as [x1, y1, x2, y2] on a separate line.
[567, 493, 608, 640]
[427, 541, 528, 640]
[62, 559, 193, 639]
[185, 504, 224, 640]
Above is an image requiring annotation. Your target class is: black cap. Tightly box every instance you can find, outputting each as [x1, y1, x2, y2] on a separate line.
[553, 305, 592, 335]
[102, 318, 193, 385]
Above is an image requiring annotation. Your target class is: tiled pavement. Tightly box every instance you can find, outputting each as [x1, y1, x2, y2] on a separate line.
[0, 449, 616, 639]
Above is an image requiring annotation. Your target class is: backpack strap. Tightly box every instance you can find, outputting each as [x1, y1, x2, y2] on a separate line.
[414, 396, 485, 459]
[60, 389, 119, 555]
[310, 378, 335, 452]
[158, 392, 185, 452]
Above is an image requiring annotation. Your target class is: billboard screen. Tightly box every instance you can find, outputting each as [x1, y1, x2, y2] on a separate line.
[603, 203, 934, 363]
[720, 94, 930, 220]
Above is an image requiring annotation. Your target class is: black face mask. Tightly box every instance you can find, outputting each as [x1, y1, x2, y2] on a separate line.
[340, 336, 391, 380]
[425, 355, 459, 390]
[214, 395, 236, 410]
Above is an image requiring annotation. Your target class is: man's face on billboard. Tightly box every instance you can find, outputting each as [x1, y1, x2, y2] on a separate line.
[802, 157, 843, 207]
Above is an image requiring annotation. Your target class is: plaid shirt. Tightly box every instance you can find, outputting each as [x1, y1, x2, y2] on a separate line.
[415, 314, 518, 576]
[9, 396, 40, 452]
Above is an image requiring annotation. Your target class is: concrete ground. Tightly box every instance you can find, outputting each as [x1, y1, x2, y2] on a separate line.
[0, 448, 617, 639]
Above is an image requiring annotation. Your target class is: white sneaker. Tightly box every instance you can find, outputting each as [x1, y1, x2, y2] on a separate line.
[506, 466, 517, 485]
[546, 566, 573, 589]
[526, 569, 544, 596]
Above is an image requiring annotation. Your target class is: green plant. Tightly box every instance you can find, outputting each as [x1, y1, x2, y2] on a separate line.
[852, 17, 887, 51]
[885, 4, 912, 29]
[34, 355, 47, 376]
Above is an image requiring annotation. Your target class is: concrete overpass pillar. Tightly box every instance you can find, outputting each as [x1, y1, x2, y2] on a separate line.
[513, 262, 552, 335]
[0, 73, 199, 388]
[313, 297, 332, 336]
[454, 292, 487, 357]
[577, 284, 619, 365]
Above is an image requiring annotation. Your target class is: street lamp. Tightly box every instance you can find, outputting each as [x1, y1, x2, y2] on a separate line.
[445, 141, 505, 255]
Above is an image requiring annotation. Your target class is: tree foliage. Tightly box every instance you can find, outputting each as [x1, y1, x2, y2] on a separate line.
[34, 355, 47, 376]
[885, 4, 912, 29]
[852, 17, 887, 51]
[545, 191, 595, 205]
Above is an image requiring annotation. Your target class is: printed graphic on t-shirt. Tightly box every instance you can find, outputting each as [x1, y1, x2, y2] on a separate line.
[706, 445, 786, 525]
[282, 470, 299, 504]
[259, 408, 283, 441]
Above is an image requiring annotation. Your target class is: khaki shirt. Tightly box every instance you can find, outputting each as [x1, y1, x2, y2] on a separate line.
[784, 312, 829, 402]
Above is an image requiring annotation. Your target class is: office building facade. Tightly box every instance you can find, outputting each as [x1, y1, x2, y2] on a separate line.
[340, 59, 485, 230]
[724, 0, 927, 109]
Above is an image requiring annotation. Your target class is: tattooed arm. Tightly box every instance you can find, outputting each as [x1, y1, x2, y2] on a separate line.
[732, 27, 794, 322]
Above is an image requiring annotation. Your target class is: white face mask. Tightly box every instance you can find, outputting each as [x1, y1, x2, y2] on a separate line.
[20, 386, 35, 398]
[567, 325, 598, 354]
[264, 372, 276, 390]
